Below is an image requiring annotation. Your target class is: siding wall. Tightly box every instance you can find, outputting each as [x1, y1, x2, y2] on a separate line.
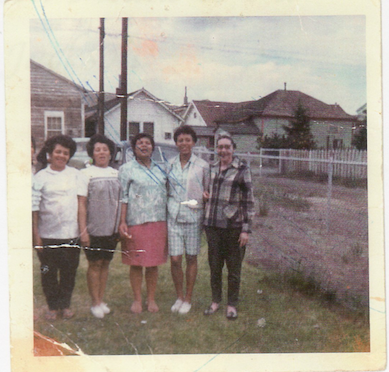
[253, 116, 355, 149]
[104, 91, 181, 144]
[30, 62, 84, 150]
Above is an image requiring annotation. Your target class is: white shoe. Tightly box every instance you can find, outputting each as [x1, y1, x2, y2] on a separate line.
[171, 299, 183, 312]
[178, 302, 192, 314]
[100, 302, 110, 314]
[91, 305, 105, 318]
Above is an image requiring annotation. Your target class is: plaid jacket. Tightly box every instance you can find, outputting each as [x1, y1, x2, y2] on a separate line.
[203, 157, 255, 232]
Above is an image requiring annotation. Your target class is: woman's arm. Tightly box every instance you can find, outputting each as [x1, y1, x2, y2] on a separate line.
[239, 167, 255, 246]
[78, 195, 90, 247]
[32, 211, 42, 248]
[119, 203, 131, 239]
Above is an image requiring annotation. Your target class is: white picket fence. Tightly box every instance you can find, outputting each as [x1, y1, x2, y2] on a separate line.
[193, 147, 368, 179]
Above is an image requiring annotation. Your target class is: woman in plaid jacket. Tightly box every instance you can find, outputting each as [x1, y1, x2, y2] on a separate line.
[203, 135, 255, 320]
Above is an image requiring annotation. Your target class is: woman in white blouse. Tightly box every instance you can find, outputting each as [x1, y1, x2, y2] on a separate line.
[33, 135, 88, 321]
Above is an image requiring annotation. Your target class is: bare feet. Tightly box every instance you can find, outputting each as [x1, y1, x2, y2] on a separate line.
[131, 301, 143, 314]
[147, 300, 159, 313]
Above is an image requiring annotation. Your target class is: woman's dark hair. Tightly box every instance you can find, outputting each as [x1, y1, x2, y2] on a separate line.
[86, 134, 116, 162]
[173, 125, 197, 143]
[216, 134, 237, 150]
[31, 136, 36, 151]
[36, 134, 77, 168]
[131, 133, 155, 153]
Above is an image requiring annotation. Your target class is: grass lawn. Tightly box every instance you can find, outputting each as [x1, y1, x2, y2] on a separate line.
[33, 235, 369, 355]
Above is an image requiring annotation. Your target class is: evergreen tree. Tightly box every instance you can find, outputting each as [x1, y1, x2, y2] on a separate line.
[256, 132, 288, 149]
[352, 120, 367, 150]
[283, 102, 316, 149]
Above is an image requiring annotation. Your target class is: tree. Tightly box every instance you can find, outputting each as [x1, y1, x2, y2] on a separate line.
[283, 102, 316, 149]
[352, 120, 367, 150]
[256, 132, 289, 149]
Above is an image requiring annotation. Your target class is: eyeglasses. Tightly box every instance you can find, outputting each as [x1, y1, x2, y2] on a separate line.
[217, 145, 232, 150]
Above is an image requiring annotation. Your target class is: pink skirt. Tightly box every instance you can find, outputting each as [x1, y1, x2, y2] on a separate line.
[121, 221, 167, 267]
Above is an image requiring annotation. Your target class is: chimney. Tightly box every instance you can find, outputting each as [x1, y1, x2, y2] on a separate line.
[284, 82, 287, 91]
[184, 86, 188, 106]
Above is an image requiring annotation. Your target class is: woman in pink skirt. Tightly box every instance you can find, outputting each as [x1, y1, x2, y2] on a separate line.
[118, 133, 168, 313]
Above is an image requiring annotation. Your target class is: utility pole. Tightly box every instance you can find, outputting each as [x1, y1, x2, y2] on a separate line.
[98, 18, 105, 135]
[120, 18, 128, 141]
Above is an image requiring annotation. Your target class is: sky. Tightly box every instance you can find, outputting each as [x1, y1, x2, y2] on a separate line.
[30, 16, 366, 115]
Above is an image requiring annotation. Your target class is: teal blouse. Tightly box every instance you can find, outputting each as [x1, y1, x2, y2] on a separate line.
[119, 159, 167, 226]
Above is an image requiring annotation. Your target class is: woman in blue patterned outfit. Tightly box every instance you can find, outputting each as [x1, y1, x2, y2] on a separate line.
[118, 133, 168, 313]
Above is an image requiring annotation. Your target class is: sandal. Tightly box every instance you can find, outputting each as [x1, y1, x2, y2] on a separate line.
[203, 303, 220, 316]
[226, 307, 238, 321]
[44, 310, 57, 321]
[62, 308, 75, 319]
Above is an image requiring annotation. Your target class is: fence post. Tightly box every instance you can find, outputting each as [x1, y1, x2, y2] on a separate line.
[247, 152, 251, 167]
[259, 148, 263, 177]
[326, 153, 334, 233]
[278, 149, 282, 174]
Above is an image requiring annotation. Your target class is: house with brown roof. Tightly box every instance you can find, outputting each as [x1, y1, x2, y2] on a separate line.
[30, 60, 90, 150]
[183, 89, 357, 150]
[85, 87, 184, 144]
[183, 100, 260, 150]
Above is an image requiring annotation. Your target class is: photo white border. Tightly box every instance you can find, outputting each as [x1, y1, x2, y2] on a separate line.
[3, 0, 386, 371]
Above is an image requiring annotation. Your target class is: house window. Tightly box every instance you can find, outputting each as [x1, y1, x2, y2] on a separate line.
[333, 139, 343, 149]
[165, 132, 172, 140]
[144, 122, 154, 136]
[129, 122, 140, 139]
[44, 111, 64, 139]
[194, 112, 197, 118]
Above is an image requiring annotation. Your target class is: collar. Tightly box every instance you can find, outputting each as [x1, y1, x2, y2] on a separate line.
[46, 165, 69, 174]
[212, 156, 240, 170]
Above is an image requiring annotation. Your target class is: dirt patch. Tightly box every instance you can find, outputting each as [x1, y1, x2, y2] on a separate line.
[245, 174, 368, 311]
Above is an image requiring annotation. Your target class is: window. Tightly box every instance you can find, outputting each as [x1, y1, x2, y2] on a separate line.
[44, 111, 64, 139]
[194, 112, 197, 118]
[144, 122, 154, 136]
[129, 122, 140, 138]
[165, 132, 172, 140]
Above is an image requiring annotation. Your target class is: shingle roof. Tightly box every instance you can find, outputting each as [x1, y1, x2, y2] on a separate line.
[191, 90, 356, 125]
[85, 88, 184, 122]
[217, 121, 260, 135]
[191, 100, 250, 127]
[238, 90, 356, 121]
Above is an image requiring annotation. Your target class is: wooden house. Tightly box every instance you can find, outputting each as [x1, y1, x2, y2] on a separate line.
[30, 60, 88, 150]
[183, 90, 357, 150]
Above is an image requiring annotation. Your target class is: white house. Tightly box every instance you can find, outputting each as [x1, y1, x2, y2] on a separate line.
[86, 88, 184, 144]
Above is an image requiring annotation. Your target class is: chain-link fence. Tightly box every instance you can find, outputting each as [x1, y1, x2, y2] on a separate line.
[194, 147, 369, 311]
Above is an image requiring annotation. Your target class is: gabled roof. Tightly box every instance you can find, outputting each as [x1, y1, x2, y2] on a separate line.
[86, 87, 185, 122]
[30, 59, 88, 94]
[217, 120, 260, 135]
[232, 90, 356, 122]
[187, 90, 356, 127]
[187, 100, 250, 127]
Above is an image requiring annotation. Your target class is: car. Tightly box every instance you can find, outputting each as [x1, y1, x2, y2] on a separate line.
[68, 137, 179, 169]
[113, 140, 179, 168]
[68, 137, 92, 169]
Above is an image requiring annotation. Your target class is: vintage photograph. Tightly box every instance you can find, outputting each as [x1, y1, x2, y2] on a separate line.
[30, 15, 369, 352]
[4, 0, 385, 371]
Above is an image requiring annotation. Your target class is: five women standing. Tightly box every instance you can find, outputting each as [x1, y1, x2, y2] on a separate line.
[33, 130, 254, 320]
